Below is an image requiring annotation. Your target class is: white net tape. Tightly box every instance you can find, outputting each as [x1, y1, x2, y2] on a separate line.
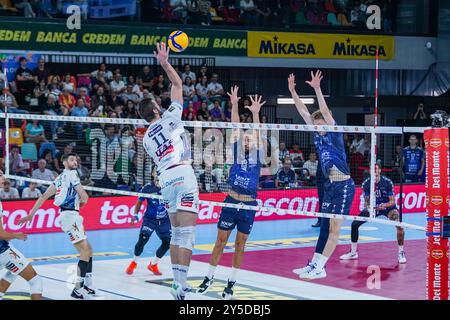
[2, 112, 427, 231]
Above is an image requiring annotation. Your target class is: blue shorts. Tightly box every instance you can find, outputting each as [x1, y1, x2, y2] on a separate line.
[141, 216, 171, 240]
[361, 206, 398, 218]
[321, 179, 356, 215]
[217, 195, 257, 235]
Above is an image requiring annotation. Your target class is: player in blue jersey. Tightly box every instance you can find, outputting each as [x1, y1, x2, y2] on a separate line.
[0, 171, 43, 300]
[289, 70, 356, 280]
[340, 164, 406, 263]
[197, 86, 266, 299]
[20, 153, 94, 300]
[403, 134, 425, 183]
[126, 167, 171, 276]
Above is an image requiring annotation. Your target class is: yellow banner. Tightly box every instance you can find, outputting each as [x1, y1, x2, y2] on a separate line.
[248, 31, 395, 60]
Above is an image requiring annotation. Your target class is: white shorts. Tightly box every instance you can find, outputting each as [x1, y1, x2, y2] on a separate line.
[159, 165, 199, 214]
[0, 246, 29, 276]
[60, 211, 87, 244]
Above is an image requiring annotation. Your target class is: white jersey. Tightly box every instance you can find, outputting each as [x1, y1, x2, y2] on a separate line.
[53, 169, 81, 210]
[143, 101, 191, 172]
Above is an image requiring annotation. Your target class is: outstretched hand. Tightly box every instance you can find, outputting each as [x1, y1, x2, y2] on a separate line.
[154, 42, 170, 65]
[288, 73, 296, 92]
[227, 85, 241, 106]
[305, 70, 323, 89]
[245, 94, 266, 114]
[18, 215, 33, 226]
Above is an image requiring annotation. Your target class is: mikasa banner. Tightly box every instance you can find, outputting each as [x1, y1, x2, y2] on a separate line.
[247, 31, 395, 60]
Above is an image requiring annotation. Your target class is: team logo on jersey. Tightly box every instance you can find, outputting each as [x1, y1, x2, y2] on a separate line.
[180, 193, 196, 208]
[6, 262, 19, 273]
[431, 249, 444, 259]
[429, 138, 442, 148]
[156, 145, 174, 160]
[431, 196, 443, 206]
[68, 232, 76, 242]
[72, 223, 79, 232]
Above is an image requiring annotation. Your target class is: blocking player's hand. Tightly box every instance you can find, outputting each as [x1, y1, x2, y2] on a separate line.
[18, 215, 33, 226]
[377, 203, 386, 210]
[15, 232, 28, 241]
[288, 73, 296, 92]
[305, 70, 323, 89]
[227, 85, 241, 106]
[246, 94, 266, 114]
[130, 215, 139, 225]
[154, 42, 170, 65]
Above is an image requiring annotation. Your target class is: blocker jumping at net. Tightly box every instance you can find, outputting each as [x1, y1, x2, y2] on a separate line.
[340, 164, 406, 264]
[289, 70, 356, 280]
[197, 86, 266, 300]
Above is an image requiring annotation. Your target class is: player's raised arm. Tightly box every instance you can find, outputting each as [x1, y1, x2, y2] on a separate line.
[154, 42, 183, 105]
[306, 70, 334, 125]
[227, 85, 241, 123]
[288, 73, 312, 125]
[19, 184, 57, 225]
[246, 94, 266, 143]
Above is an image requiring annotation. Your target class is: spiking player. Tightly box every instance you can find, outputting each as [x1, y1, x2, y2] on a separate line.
[20, 153, 94, 299]
[126, 167, 171, 276]
[289, 70, 356, 280]
[0, 170, 43, 300]
[138, 42, 199, 300]
[340, 164, 406, 263]
[197, 87, 266, 299]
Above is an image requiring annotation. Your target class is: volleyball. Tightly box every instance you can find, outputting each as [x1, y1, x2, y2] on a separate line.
[168, 30, 189, 53]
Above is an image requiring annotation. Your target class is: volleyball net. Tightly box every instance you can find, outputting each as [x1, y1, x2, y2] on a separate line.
[1, 112, 430, 231]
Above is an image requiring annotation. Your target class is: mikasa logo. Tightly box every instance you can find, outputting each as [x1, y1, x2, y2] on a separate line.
[430, 138, 442, 148]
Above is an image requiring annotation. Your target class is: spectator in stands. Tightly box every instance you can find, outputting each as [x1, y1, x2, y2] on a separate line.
[195, 75, 209, 101]
[170, 0, 188, 22]
[33, 80, 49, 109]
[403, 134, 425, 183]
[197, 63, 211, 80]
[181, 64, 196, 83]
[278, 142, 290, 162]
[0, 87, 21, 112]
[413, 103, 428, 120]
[90, 63, 113, 81]
[72, 98, 89, 139]
[110, 73, 126, 94]
[25, 120, 47, 143]
[15, 56, 35, 104]
[9, 145, 26, 176]
[22, 182, 42, 199]
[209, 99, 225, 121]
[120, 84, 140, 104]
[182, 101, 197, 119]
[59, 87, 76, 112]
[48, 76, 62, 97]
[12, 0, 36, 18]
[61, 73, 76, 93]
[91, 70, 110, 92]
[0, 65, 4, 89]
[55, 144, 74, 173]
[207, 73, 224, 101]
[289, 143, 304, 167]
[183, 76, 196, 105]
[240, 0, 258, 26]
[91, 86, 108, 112]
[261, 114, 268, 123]
[137, 65, 154, 91]
[350, 1, 365, 27]
[350, 134, 366, 156]
[42, 150, 58, 173]
[42, 94, 64, 140]
[104, 124, 120, 147]
[32, 58, 50, 85]
[127, 75, 142, 95]
[303, 151, 318, 179]
[275, 158, 296, 188]
[32, 159, 56, 192]
[196, 101, 211, 121]
[187, 0, 212, 25]
[78, 86, 91, 108]
[76, 155, 93, 186]
[0, 179, 20, 200]
[151, 74, 168, 96]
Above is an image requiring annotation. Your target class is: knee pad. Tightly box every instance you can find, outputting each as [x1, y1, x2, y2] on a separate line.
[28, 275, 43, 295]
[178, 226, 196, 251]
[170, 226, 181, 246]
[161, 237, 171, 250]
[2, 271, 18, 284]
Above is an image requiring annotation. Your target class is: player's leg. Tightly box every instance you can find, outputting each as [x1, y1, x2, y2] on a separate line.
[19, 265, 43, 300]
[388, 209, 406, 263]
[175, 211, 197, 288]
[168, 212, 181, 285]
[0, 275, 14, 300]
[148, 218, 172, 275]
[72, 239, 94, 299]
[340, 210, 370, 260]
[126, 223, 153, 275]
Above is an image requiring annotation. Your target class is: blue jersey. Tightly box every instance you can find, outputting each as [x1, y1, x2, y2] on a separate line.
[276, 169, 296, 187]
[139, 182, 168, 220]
[228, 138, 262, 199]
[403, 146, 424, 175]
[313, 126, 350, 179]
[0, 208, 9, 254]
[362, 176, 395, 206]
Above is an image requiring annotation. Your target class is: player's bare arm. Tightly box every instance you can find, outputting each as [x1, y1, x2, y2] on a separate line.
[0, 219, 27, 241]
[246, 94, 266, 144]
[227, 85, 242, 142]
[75, 184, 89, 207]
[306, 70, 334, 125]
[288, 73, 312, 125]
[154, 42, 183, 105]
[19, 184, 57, 225]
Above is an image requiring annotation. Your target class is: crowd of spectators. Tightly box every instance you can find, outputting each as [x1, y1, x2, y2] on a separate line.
[1, 0, 397, 32]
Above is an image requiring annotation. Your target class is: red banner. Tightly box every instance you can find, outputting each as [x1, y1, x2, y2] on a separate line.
[1, 184, 427, 235]
[424, 128, 449, 300]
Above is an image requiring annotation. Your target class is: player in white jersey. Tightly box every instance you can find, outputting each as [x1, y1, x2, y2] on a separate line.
[20, 153, 93, 300]
[138, 42, 199, 300]
[0, 170, 43, 300]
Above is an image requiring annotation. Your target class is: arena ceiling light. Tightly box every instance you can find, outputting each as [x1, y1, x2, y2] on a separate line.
[277, 98, 315, 105]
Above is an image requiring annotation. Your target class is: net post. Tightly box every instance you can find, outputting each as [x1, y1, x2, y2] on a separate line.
[399, 127, 404, 222]
[3, 67, 9, 178]
[424, 127, 449, 300]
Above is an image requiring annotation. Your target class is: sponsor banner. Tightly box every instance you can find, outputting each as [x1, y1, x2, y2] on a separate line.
[1, 184, 426, 234]
[247, 31, 395, 60]
[424, 128, 449, 300]
[0, 20, 246, 56]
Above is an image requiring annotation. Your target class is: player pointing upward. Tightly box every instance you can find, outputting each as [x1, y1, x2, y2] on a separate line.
[138, 42, 199, 300]
[289, 70, 356, 280]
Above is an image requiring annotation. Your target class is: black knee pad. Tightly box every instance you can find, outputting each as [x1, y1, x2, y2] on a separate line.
[134, 233, 150, 256]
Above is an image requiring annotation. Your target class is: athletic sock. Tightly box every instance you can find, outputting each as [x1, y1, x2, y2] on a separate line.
[398, 245, 404, 252]
[351, 242, 358, 253]
[315, 253, 329, 270]
[77, 260, 89, 289]
[85, 258, 93, 287]
[229, 267, 238, 283]
[133, 255, 140, 263]
[172, 264, 179, 283]
[150, 257, 160, 265]
[178, 264, 189, 290]
[312, 252, 320, 264]
[207, 265, 216, 279]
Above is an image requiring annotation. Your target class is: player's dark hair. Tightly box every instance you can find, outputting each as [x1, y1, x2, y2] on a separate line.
[138, 98, 159, 122]
[19, 56, 27, 63]
[409, 134, 417, 139]
[62, 153, 78, 162]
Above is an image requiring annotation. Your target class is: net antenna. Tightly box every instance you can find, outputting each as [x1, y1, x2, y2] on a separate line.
[4, 65, 9, 178]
